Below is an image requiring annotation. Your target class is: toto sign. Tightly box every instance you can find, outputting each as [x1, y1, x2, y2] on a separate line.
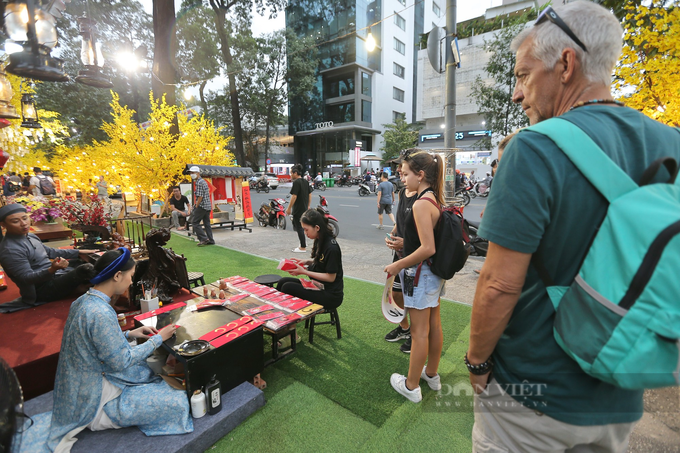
[315, 121, 334, 129]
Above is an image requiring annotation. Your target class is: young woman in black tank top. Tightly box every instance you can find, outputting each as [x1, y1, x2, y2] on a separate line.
[384, 151, 445, 403]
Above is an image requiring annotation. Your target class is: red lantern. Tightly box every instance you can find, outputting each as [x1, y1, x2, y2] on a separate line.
[0, 148, 9, 170]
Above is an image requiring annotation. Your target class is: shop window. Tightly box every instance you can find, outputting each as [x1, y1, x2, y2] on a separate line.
[327, 102, 355, 123]
[433, 2, 441, 18]
[362, 72, 371, 96]
[394, 13, 406, 31]
[393, 111, 406, 122]
[393, 62, 405, 78]
[393, 38, 406, 55]
[362, 100, 372, 123]
[324, 73, 355, 99]
[393, 87, 405, 102]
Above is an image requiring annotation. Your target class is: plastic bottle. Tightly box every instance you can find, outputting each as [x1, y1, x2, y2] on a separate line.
[190, 389, 207, 418]
[206, 375, 222, 415]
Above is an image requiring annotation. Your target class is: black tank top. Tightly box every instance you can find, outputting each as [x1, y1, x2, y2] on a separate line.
[395, 188, 417, 239]
[403, 188, 436, 258]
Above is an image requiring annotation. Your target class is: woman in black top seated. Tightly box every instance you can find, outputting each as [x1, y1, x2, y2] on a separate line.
[277, 208, 343, 309]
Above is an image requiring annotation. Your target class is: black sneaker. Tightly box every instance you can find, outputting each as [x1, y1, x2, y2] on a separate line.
[400, 337, 412, 354]
[385, 326, 410, 342]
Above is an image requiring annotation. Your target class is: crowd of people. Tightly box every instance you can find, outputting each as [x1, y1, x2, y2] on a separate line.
[2, 2, 676, 451]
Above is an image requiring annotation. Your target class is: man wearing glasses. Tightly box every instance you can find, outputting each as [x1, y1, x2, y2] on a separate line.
[467, 2, 680, 451]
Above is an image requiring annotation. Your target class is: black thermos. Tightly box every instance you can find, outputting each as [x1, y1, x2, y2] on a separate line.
[206, 374, 222, 415]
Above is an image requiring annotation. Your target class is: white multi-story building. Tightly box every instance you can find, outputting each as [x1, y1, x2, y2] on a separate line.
[286, 0, 441, 174]
[417, 0, 536, 176]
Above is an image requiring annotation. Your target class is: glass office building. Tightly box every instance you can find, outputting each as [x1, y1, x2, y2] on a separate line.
[286, 0, 383, 173]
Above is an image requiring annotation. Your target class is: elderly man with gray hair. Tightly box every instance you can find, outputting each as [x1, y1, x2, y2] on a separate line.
[467, 2, 680, 452]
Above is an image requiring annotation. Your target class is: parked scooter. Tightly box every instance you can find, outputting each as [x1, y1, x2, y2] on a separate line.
[358, 181, 377, 197]
[317, 194, 339, 238]
[255, 197, 287, 229]
[464, 219, 488, 257]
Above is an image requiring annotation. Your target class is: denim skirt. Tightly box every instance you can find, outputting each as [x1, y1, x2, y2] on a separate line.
[401, 262, 445, 310]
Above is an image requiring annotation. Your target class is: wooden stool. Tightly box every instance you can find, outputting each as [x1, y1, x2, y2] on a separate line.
[254, 274, 282, 288]
[187, 272, 205, 288]
[305, 307, 341, 344]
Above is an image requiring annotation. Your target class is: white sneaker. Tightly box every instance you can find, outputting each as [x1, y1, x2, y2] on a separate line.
[390, 373, 422, 403]
[292, 247, 307, 253]
[421, 366, 442, 391]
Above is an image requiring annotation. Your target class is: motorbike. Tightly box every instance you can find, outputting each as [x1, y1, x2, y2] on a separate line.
[317, 194, 340, 238]
[255, 197, 287, 229]
[358, 181, 377, 197]
[464, 218, 488, 257]
[251, 179, 270, 193]
[336, 176, 352, 187]
[474, 179, 492, 197]
[467, 181, 477, 199]
[454, 187, 471, 206]
[313, 180, 327, 191]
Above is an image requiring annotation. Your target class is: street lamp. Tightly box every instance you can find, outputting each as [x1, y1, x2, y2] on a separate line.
[3, 0, 68, 82]
[75, 17, 112, 88]
[0, 69, 21, 119]
[20, 92, 40, 128]
[365, 27, 376, 52]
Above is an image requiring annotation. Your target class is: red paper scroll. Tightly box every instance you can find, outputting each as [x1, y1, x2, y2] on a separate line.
[134, 302, 187, 321]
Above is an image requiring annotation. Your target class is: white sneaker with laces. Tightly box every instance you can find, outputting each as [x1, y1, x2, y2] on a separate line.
[420, 366, 442, 391]
[292, 247, 307, 253]
[390, 373, 422, 403]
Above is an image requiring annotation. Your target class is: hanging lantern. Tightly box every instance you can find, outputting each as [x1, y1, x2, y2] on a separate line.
[0, 70, 20, 119]
[20, 92, 40, 128]
[3, 0, 69, 82]
[75, 17, 112, 88]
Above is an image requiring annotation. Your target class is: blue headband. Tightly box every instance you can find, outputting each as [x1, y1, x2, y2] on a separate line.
[91, 248, 131, 284]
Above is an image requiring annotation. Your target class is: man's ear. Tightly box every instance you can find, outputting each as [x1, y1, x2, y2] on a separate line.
[560, 47, 579, 84]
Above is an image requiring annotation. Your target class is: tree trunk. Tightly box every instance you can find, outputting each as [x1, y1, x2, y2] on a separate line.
[199, 80, 208, 115]
[211, 5, 246, 166]
[152, 0, 179, 137]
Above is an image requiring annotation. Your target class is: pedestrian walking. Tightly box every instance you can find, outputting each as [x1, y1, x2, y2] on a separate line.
[188, 166, 214, 247]
[467, 3, 680, 451]
[376, 172, 395, 230]
[285, 164, 312, 253]
[385, 151, 445, 403]
[96, 175, 108, 199]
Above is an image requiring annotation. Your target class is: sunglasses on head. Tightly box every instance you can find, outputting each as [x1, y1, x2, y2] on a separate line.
[535, 6, 588, 53]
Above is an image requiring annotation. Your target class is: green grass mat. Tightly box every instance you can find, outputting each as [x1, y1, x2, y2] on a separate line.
[165, 233, 475, 452]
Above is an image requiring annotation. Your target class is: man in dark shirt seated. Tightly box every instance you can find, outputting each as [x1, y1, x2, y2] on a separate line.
[168, 186, 191, 231]
[0, 204, 97, 313]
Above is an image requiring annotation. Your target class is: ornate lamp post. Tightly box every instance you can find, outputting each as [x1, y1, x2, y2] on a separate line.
[3, 0, 68, 82]
[75, 16, 112, 88]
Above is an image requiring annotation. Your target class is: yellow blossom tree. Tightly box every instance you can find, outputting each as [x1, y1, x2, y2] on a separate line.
[55, 92, 234, 208]
[614, 1, 680, 126]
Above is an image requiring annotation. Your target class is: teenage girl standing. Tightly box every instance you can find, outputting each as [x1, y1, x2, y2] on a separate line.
[384, 152, 444, 402]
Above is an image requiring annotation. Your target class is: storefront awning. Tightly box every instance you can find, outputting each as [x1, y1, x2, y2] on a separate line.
[295, 124, 382, 137]
[183, 164, 254, 178]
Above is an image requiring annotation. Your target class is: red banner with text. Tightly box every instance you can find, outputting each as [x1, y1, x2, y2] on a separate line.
[241, 181, 253, 224]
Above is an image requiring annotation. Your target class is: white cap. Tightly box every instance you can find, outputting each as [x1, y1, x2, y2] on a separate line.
[189, 166, 200, 173]
[382, 274, 406, 324]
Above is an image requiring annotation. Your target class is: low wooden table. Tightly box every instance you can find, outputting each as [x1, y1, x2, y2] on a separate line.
[32, 222, 72, 242]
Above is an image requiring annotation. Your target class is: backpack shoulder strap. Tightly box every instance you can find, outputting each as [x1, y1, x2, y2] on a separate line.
[524, 118, 638, 203]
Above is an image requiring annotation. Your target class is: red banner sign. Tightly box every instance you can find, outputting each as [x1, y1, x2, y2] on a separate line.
[241, 181, 253, 223]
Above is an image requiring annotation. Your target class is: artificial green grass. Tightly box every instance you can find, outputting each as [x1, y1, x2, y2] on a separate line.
[165, 232, 475, 452]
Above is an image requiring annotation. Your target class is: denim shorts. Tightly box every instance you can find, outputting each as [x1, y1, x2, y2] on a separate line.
[401, 262, 445, 310]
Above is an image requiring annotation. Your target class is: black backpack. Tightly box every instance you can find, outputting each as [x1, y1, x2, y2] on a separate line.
[417, 197, 470, 280]
[38, 175, 56, 195]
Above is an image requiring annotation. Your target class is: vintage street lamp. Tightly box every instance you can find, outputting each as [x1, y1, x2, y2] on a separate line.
[20, 92, 40, 128]
[0, 70, 21, 119]
[3, 0, 69, 82]
[75, 16, 112, 88]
